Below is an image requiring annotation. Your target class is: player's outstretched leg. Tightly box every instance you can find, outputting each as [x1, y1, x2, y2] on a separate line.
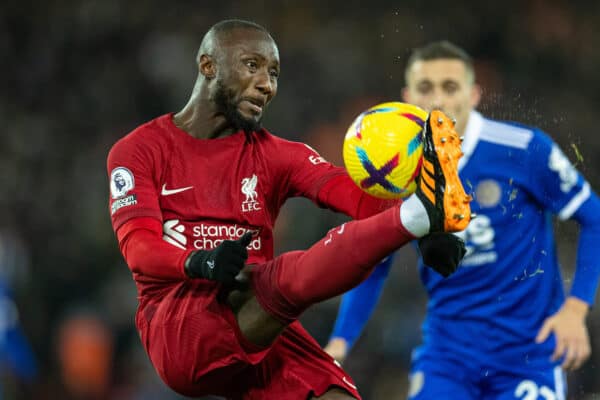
[237, 203, 415, 346]
[236, 110, 473, 347]
[246, 120, 473, 334]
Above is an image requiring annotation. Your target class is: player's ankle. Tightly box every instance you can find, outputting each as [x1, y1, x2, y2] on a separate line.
[399, 195, 430, 237]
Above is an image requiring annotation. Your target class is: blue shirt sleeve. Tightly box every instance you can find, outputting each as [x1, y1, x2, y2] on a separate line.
[329, 254, 393, 349]
[567, 192, 600, 304]
[527, 129, 600, 304]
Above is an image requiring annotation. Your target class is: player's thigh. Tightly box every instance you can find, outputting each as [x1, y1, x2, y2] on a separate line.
[487, 366, 566, 400]
[408, 358, 479, 399]
[231, 289, 286, 347]
[235, 251, 306, 347]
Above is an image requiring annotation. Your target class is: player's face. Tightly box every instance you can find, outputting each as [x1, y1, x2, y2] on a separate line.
[214, 29, 280, 132]
[403, 59, 480, 135]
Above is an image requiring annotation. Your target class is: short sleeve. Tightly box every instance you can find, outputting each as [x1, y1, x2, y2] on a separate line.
[280, 141, 346, 202]
[107, 134, 163, 231]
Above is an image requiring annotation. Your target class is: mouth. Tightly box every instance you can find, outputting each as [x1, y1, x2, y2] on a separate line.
[241, 97, 266, 115]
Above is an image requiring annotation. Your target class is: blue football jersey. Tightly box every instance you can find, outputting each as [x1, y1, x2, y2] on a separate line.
[330, 110, 600, 381]
[417, 111, 595, 369]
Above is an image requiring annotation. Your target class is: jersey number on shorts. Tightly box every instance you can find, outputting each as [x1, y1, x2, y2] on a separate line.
[514, 380, 556, 400]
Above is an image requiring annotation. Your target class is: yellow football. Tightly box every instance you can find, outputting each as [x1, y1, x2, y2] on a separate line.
[343, 102, 427, 199]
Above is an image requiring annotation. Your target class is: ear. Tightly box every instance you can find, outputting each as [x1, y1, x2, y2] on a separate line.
[401, 87, 410, 103]
[471, 83, 482, 108]
[199, 54, 216, 80]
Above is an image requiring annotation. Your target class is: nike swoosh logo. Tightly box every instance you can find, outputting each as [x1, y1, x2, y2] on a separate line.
[161, 184, 194, 196]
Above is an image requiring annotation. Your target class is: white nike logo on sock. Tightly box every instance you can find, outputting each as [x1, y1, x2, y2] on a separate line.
[161, 184, 194, 196]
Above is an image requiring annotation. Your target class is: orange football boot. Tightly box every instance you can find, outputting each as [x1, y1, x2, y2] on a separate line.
[416, 110, 473, 232]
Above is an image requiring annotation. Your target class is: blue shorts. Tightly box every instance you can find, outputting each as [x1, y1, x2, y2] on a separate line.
[408, 347, 566, 400]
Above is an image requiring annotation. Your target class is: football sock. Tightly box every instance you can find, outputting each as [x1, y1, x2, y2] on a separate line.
[252, 205, 415, 324]
[399, 194, 430, 237]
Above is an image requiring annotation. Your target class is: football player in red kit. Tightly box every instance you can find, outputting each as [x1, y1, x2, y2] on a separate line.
[107, 19, 470, 399]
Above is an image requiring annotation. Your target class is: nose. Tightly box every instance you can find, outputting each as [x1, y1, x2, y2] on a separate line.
[255, 69, 274, 96]
[430, 88, 444, 111]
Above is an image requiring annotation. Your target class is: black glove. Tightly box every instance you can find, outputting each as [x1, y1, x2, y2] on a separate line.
[184, 232, 253, 286]
[418, 232, 466, 278]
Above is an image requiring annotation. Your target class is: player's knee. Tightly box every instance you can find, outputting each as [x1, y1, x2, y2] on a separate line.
[276, 272, 304, 305]
[250, 252, 313, 324]
[269, 252, 306, 306]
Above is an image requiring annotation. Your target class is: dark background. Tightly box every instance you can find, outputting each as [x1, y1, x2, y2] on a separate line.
[1, 0, 600, 398]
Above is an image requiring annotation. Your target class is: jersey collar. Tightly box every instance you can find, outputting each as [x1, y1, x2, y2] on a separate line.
[458, 110, 484, 171]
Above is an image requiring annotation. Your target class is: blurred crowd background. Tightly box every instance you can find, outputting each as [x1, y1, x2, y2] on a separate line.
[2, 0, 600, 399]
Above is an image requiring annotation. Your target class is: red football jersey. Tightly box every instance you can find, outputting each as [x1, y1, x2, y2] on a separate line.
[107, 114, 348, 279]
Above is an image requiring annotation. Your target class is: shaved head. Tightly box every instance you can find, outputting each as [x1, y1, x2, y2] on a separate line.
[184, 19, 280, 135]
[197, 19, 272, 63]
[174, 19, 279, 138]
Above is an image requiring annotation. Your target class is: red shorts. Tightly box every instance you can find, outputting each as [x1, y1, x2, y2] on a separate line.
[136, 277, 360, 400]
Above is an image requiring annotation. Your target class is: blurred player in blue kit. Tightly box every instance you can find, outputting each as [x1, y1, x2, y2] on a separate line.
[325, 41, 600, 399]
[0, 233, 37, 398]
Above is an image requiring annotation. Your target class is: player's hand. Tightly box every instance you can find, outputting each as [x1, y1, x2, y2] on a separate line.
[324, 337, 349, 363]
[535, 296, 591, 371]
[185, 232, 253, 287]
[418, 232, 466, 277]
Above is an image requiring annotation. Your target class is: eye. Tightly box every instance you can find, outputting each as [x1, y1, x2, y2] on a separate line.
[269, 69, 279, 78]
[417, 82, 432, 95]
[245, 60, 258, 72]
[443, 82, 459, 95]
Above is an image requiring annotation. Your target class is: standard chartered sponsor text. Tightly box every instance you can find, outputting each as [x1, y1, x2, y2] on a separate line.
[192, 224, 261, 250]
